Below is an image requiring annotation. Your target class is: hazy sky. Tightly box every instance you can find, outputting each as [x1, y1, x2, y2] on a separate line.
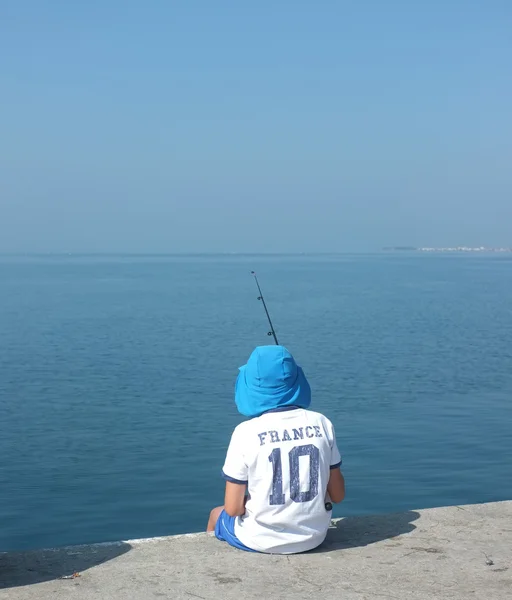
[1, 1, 511, 253]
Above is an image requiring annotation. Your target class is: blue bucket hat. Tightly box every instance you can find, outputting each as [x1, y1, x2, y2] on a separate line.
[235, 345, 311, 418]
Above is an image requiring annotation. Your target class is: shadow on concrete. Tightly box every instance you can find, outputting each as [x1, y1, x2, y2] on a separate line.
[314, 510, 421, 553]
[0, 541, 132, 589]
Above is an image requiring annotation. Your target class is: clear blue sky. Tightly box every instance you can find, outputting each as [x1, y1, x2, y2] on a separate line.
[1, 1, 511, 253]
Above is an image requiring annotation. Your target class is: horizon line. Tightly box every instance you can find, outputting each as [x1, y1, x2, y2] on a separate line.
[0, 251, 381, 258]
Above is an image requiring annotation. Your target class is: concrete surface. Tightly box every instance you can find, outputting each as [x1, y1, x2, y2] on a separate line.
[1, 501, 511, 599]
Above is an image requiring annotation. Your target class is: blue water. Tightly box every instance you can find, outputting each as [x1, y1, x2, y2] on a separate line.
[1, 254, 511, 551]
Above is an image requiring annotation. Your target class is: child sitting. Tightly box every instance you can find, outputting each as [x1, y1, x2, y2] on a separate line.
[207, 345, 345, 554]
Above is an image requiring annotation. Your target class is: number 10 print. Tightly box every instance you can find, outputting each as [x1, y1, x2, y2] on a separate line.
[268, 444, 320, 505]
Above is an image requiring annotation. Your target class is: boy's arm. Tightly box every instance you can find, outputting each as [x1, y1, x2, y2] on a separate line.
[327, 467, 345, 503]
[327, 419, 345, 503]
[221, 424, 249, 517]
[224, 482, 247, 517]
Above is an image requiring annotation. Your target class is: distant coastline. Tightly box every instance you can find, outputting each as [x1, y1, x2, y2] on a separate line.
[383, 246, 512, 253]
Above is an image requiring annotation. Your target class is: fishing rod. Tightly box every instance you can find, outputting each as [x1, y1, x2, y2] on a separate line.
[251, 271, 279, 345]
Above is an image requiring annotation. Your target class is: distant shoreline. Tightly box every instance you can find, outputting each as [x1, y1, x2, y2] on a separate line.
[383, 246, 512, 253]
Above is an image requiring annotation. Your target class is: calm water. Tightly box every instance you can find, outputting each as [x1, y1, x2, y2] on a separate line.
[0, 254, 511, 551]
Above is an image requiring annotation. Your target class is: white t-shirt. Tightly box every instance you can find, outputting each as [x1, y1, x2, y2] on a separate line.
[222, 407, 342, 554]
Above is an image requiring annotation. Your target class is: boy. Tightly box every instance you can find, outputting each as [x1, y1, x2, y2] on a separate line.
[207, 345, 345, 554]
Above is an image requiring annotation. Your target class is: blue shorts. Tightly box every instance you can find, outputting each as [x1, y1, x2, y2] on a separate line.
[214, 510, 257, 553]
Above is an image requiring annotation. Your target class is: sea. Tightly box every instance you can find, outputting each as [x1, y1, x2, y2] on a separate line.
[0, 253, 511, 551]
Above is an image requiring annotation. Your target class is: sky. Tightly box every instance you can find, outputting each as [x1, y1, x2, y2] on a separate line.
[1, 1, 511, 253]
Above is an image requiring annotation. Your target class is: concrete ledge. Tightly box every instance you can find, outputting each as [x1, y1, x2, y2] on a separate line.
[1, 501, 511, 599]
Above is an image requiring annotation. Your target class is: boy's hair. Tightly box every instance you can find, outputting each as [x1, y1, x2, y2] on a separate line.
[235, 345, 311, 418]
